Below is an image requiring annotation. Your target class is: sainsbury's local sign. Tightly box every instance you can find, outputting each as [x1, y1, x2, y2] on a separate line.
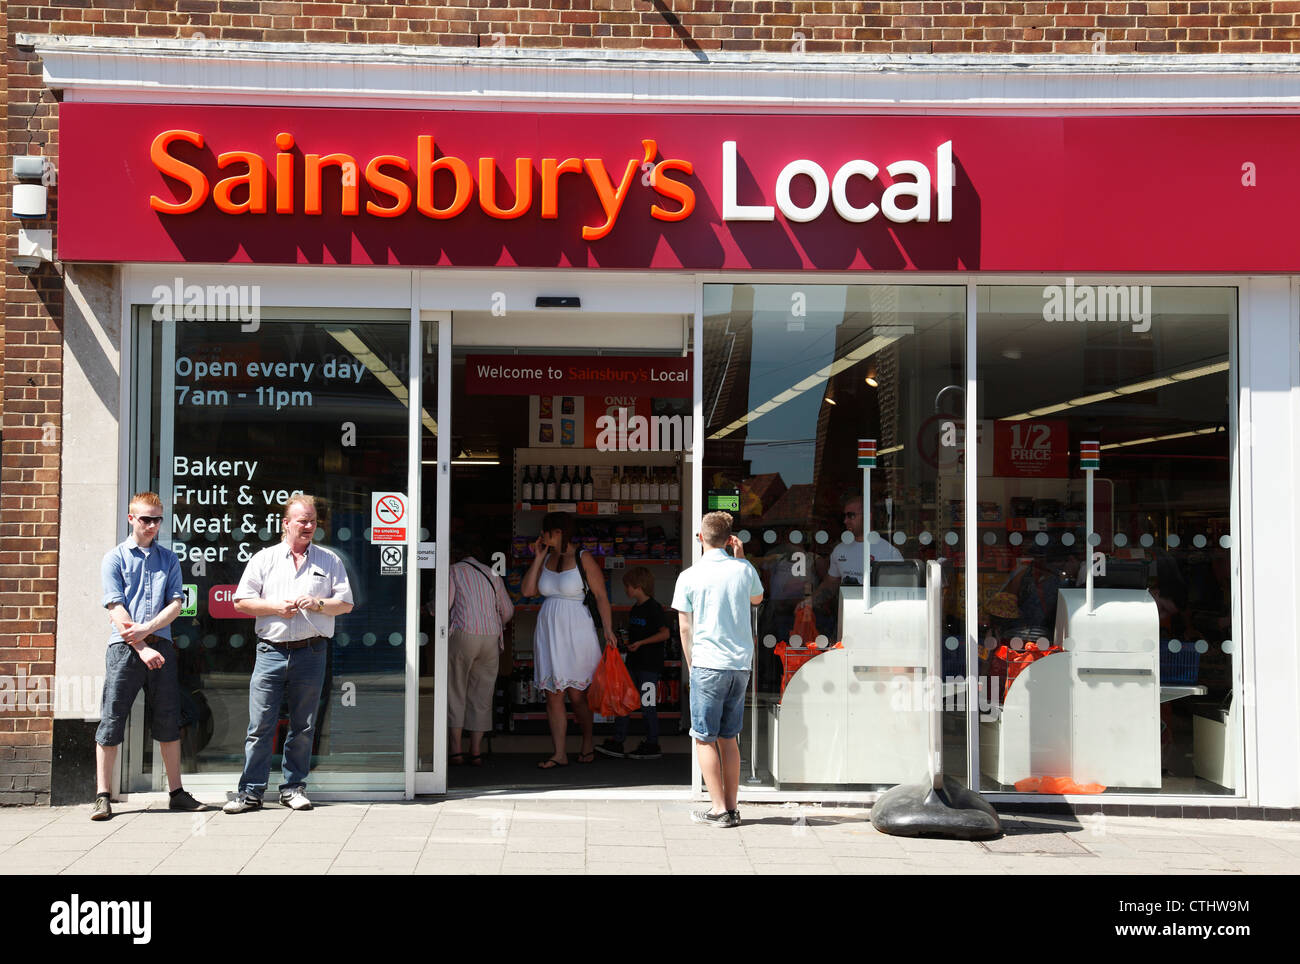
[56, 105, 1300, 271]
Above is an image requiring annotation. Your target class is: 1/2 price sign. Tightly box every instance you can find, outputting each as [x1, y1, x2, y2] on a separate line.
[993, 420, 1068, 478]
[370, 491, 408, 543]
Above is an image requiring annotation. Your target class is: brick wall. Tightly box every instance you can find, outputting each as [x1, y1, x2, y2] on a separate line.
[3, 1, 1296, 804]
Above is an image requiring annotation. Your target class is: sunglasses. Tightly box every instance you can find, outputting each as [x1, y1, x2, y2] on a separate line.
[134, 515, 164, 525]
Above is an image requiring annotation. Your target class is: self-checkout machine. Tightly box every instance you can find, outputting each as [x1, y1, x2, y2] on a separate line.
[768, 440, 932, 786]
[979, 442, 1162, 789]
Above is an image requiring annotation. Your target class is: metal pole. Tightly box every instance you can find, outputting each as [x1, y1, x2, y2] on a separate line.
[747, 602, 762, 784]
[1086, 467, 1095, 614]
[863, 466, 872, 614]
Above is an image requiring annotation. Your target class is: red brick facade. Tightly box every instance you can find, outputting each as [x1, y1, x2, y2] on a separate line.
[2, 1, 1295, 804]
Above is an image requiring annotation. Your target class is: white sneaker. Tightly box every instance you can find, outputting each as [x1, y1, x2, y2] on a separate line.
[279, 788, 313, 811]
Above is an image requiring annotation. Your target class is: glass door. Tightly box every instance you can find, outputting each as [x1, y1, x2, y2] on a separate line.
[700, 284, 969, 793]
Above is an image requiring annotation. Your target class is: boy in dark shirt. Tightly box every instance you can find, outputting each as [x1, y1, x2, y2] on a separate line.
[597, 567, 668, 760]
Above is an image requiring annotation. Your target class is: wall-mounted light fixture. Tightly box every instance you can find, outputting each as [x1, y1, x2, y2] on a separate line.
[13, 156, 51, 219]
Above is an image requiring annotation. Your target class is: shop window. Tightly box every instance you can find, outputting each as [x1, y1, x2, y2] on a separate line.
[975, 285, 1238, 796]
[128, 310, 414, 791]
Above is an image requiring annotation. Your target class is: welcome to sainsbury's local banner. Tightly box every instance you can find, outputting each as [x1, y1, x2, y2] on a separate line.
[56, 104, 1300, 271]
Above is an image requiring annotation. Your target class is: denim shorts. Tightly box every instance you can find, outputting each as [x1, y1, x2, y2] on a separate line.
[95, 638, 181, 747]
[688, 666, 750, 742]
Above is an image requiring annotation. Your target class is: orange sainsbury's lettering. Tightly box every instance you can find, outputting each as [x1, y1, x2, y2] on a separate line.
[213, 151, 267, 215]
[150, 130, 209, 215]
[540, 157, 583, 219]
[479, 156, 533, 219]
[305, 152, 359, 216]
[416, 135, 473, 220]
[582, 157, 640, 241]
[650, 158, 695, 221]
[364, 155, 412, 217]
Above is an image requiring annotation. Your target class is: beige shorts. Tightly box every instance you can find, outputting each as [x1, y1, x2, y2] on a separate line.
[447, 629, 500, 732]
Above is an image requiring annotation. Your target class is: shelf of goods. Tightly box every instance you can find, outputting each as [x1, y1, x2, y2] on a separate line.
[505, 447, 690, 733]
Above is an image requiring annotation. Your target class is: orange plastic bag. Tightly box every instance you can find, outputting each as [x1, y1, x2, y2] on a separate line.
[791, 603, 818, 644]
[587, 646, 641, 718]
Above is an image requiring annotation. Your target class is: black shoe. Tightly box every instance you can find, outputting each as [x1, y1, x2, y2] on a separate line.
[168, 789, 211, 812]
[690, 808, 738, 828]
[627, 741, 662, 760]
[594, 739, 626, 759]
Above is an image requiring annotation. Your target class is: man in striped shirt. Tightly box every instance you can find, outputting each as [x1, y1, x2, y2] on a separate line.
[440, 539, 514, 766]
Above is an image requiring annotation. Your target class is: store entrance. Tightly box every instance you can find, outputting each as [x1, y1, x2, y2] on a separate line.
[419, 311, 694, 793]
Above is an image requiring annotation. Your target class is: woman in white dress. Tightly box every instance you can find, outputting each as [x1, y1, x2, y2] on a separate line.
[522, 512, 617, 768]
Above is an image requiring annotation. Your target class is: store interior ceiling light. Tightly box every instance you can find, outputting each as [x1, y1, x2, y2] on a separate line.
[1002, 359, 1228, 422]
[1100, 425, 1224, 451]
[327, 329, 437, 435]
[708, 327, 908, 439]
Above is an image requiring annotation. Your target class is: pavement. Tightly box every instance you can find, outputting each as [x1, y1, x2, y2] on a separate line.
[0, 797, 1296, 875]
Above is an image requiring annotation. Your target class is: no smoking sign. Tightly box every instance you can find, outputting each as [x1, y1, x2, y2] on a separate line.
[370, 491, 408, 543]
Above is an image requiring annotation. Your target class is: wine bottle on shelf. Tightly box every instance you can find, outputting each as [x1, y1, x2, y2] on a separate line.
[582, 464, 594, 501]
[545, 465, 558, 501]
[620, 467, 633, 502]
[559, 464, 571, 501]
[639, 466, 650, 502]
[521, 465, 533, 502]
[649, 467, 661, 502]
[669, 465, 681, 503]
[610, 466, 621, 502]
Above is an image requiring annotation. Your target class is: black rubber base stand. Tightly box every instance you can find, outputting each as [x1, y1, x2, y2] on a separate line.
[870, 775, 1003, 840]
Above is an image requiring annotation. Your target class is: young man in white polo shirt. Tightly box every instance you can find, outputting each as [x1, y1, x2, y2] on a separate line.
[672, 511, 764, 828]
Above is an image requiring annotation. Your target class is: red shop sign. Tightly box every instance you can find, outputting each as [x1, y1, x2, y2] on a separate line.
[465, 354, 691, 397]
[57, 105, 1300, 272]
[993, 420, 1069, 478]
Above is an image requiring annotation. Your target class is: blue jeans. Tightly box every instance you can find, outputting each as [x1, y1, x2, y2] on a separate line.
[689, 666, 749, 742]
[237, 638, 328, 798]
[614, 669, 660, 744]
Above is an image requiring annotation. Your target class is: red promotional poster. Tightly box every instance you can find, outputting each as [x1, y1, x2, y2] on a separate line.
[208, 585, 243, 619]
[993, 420, 1069, 478]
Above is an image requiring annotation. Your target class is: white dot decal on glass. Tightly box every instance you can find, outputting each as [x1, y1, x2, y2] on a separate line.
[1009, 532, 1023, 546]
[806, 636, 820, 650]
[203, 634, 217, 649]
[945, 531, 959, 546]
[1116, 637, 1130, 652]
[313, 528, 324, 541]
[1195, 639, 1209, 654]
[983, 531, 996, 545]
[1035, 532, 1049, 546]
[337, 633, 350, 647]
[738, 530, 751, 544]
[762, 634, 777, 649]
[873, 682, 888, 695]
[206, 529, 219, 542]
[1061, 532, 1076, 547]
[1114, 533, 1128, 547]
[763, 529, 777, 544]
[893, 531, 906, 546]
[842, 530, 855, 545]
[919, 531, 933, 545]
[944, 636, 959, 651]
[789, 530, 803, 544]
[363, 632, 377, 647]
[1193, 534, 1207, 548]
[1010, 636, 1024, 651]
[814, 530, 829, 544]
[1168, 534, 1181, 548]
[175, 635, 190, 649]
[1219, 535, 1232, 549]
[1088, 533, 1101, 547]
[337, 527, 351, 541]
[230, 634, 245, 649]
[1141, 638, 1155, 653]
[419, 527, 429, 540]
[868, 531, 881, 545]
[419, 632, 428, 647]
[790, 635, 803, 649]
[1222, 639, 1235, 654]
[363, 528, 372, 541]
[1140, 533, 1154, 548]
[1062, 637, 1075, 652]
[815, 635, 829, 648]
[1168, 639, 1182, 653]
[389, 632, 403, 646]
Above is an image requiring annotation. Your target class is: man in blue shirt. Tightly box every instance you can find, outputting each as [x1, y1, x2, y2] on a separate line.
[93, 491, 210, 820]
[672, 511, 764, 828]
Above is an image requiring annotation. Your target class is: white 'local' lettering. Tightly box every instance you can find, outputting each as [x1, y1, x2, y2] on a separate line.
[722, 140, 954, 224]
